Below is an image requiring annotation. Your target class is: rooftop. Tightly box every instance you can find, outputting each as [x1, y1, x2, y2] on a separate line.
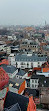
[0, 65, 17, 74]
[4, 91, 29, 111]
[9, 77, 25, 89]
[15, 53, 47, 62]
[17, 69, 26, 76]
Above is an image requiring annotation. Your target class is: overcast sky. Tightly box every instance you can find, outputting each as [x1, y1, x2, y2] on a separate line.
[0, 0, 49, 25]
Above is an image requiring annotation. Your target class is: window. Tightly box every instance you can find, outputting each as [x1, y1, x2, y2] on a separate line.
[38, 62, 40, 64]
[31, 63, 33, 68]
[21, 62, 24, 65]
[44, 81, 46, 83]
[32, 80, 34, 83]
[41, 55, 43, 57]
[38, 65, 40, 67]
[31, 45, 32, 47]
[28, 45, 29, 47]
[16, 75, 18, 78]
[35, 85, 38, 88]
[27, 63, 29, 68]
[30, 59, 31, 61]
[21, 66, 24, 69]
[27, 83, 29, 87]
[42, 84, 44, 87]
[32, 84, 34, 88]
[16, 62, 18, 67]
[38, 55, 40, 57]
[35, 80, 37, 83]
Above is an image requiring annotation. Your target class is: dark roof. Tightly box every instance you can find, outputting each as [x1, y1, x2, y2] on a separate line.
[0, 65, 17, 74]
[4, 103, 21, 111]
[9, 77, 25, 89]
[17, 69, 26, 76]
[23, 88, 39, 98]
[4, 91, 29, 111]
[31, 74, 45, 79]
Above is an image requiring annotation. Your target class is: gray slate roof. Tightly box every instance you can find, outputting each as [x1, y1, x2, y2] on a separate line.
[0, 64, 17, 74]
[17, 69, 26, 76]
[15, 54, 47, 62]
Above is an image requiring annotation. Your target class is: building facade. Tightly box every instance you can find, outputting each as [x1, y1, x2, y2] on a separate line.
[15, 53, 47, 69]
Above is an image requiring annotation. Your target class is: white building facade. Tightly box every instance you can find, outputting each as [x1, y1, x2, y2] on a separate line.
[15, 53, 47, 69]
[8, 54, 16, 67]
[30, 79, 39, 89]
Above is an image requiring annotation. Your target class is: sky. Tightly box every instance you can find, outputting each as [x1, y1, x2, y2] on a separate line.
[0, 0, 49, 26]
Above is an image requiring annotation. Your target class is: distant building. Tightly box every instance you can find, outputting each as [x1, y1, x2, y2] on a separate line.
[45, 34, 49, 41]
[0, 51, 6, 61]
[6, 46, 11, 55]
[8, 53, 16, 67]
[8, 36, 13, 40]
[0, 41, 6, 51]
[20, 39, 38, 52]
[7, 35, 17, 41]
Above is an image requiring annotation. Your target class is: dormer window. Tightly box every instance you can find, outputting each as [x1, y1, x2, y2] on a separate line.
[44, 80, 46, 83]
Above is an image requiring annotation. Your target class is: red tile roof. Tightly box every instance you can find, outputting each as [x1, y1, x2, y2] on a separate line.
[0, 67, 9, 89]
[0, 59, 9, 65]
